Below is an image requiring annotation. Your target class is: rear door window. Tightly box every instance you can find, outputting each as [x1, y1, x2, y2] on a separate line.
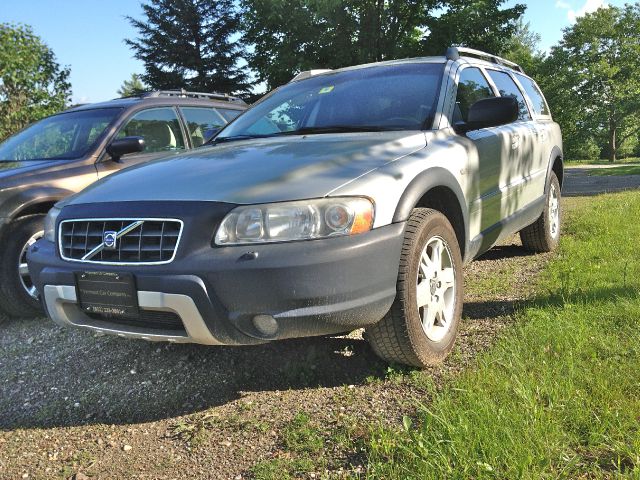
[514, 74, 550, 117]
[454, 67, 495, 123]
[180, 107, 226, 147]
[117, 107, 186, 153]
[486, 70, 531, 121]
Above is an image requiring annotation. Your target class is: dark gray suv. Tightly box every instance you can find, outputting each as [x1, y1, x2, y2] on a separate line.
[0, 90, 247, 318]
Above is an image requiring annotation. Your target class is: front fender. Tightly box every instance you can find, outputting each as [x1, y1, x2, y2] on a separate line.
[0, 186, 73, 221]
[392, 167, 469, 257]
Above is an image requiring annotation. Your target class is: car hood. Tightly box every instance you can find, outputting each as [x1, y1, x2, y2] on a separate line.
[0, 160, 68, 179]
[66, 132, 427, 206]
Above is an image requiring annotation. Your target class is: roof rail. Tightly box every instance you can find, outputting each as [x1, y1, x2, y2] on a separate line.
[142, 89, 246, 104]
[290, 69, 333, 82]
[445, 46, 524, 73]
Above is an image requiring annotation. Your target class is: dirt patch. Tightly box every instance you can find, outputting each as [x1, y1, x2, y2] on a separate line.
[0, 230, 553, 479]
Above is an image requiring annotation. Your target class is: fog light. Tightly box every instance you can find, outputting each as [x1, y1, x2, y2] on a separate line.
[252, 314, 278, 337]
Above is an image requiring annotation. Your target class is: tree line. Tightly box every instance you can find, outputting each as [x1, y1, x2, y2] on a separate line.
[1, 1, 639, 161]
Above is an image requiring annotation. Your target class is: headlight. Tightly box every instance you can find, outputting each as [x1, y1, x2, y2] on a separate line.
[215, 197, 374, 245]
[44, 205, 62, 242]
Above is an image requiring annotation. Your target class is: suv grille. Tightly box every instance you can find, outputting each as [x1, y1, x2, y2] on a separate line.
[59, 219, 183, 264]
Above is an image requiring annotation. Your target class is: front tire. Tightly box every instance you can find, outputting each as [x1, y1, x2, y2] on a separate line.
[0, 215, 45, 318]
[366, 208, 463, 368]
[520, 172, 561, 253]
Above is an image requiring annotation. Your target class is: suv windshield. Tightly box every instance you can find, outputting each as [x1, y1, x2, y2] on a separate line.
[216, 63, 444, 141]
[0, 108, 122, 161]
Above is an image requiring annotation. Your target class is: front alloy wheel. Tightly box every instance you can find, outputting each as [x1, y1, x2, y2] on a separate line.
[0, 214, 46, 318]
[18, 230, 44, 300]
[366, 208, 463, 367]
[417, 236, 457, 342]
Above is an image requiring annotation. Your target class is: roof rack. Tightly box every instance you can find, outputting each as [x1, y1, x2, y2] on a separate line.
[289, 69, 333, 82]
[445, 46, 524, 73]
[142, 89, 246, 104]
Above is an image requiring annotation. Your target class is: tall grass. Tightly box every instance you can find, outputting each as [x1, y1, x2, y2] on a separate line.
[364, 192, 640, 479]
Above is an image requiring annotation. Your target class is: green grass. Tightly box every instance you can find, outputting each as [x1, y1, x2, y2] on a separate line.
[565, 157, 640, 166]
[587, 165, 640, 176]
[362, 191, 640, 479]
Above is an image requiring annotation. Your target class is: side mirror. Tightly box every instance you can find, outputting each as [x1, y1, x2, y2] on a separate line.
[106, 136, 146, 162]
[455, 97, 518, 134]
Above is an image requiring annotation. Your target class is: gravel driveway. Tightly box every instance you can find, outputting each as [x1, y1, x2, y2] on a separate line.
[0, 226, 555, 479]
[563, 166, 640, 196]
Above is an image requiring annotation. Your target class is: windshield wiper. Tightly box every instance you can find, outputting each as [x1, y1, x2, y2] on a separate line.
[276, 125, 400, 135]
[209, 133, 278, 145]
[210, 125, 401, 145]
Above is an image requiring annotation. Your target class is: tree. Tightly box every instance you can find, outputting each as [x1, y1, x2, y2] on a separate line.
[117, 73, 147, 97]
[241, 0, 526, 90]
[503, 19, 545, 75]
[421, 0, 526, 56]
[0, 23, 71, 141]
[242, 0, 433, 90]
[543, 4, 640, 162]
[126, 0, 249, 95]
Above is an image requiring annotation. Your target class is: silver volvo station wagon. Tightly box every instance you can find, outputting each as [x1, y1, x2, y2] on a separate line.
[28, 47, 563, 367]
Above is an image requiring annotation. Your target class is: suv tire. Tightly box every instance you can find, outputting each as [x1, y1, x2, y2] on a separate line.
[0, 214, 45, 318]
[366, 208, 463, 367]
[520, 172, 561, 253]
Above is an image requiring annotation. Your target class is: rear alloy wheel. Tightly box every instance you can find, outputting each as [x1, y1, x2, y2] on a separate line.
[366, 208, 463, 367]
[0, 215, 46, 318]
[520, 171, 561, 253]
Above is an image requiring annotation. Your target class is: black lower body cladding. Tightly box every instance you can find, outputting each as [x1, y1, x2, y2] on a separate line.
[28, 201, 405, 345]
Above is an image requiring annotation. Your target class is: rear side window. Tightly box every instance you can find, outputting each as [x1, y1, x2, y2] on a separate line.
[486, 70, 531, 121]
[454, 67, 495, 123]
[180, 107, 226, 147]
[117, 107, 186, 153]
[217, 108, 243, 122]
[515, 74, 550, 117]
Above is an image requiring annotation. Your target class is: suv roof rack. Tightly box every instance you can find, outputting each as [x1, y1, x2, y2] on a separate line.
[445, 46, 524, 73]
[142, 89, 246, 104]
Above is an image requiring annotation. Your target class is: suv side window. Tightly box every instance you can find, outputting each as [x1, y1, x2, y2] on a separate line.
[180, 107, 226, 147]
[486, 70, 531, 121]
[117, 107, 186, 153]
[514, 74, 550, 117]
[217, 108, 243, 122]
[454, 67, 495, 124]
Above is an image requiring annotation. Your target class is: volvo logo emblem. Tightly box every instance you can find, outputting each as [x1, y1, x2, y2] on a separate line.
[104, 231, 118, 250]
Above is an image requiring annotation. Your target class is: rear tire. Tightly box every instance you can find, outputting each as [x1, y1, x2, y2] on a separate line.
[366, 208, 463, 368]
[520, 172, 561, 253]
[0, 215, 45, 318]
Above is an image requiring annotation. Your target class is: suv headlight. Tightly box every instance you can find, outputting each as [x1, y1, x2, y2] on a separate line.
[44, 205, 62, 242]
[214, 197, 374, 245]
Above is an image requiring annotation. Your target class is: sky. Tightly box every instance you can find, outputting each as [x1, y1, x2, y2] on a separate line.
[0, 0, 628, 103]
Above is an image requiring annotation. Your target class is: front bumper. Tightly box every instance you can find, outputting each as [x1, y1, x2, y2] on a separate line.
[28, 221, 405, 345]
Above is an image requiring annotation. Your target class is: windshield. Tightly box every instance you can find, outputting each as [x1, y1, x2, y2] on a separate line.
[217, 63, 444, 141]
[0, 108, 122, 161]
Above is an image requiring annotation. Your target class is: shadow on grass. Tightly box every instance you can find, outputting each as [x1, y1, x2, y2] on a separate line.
[474, 244, 537, 262]
[464, 285, 639, 321]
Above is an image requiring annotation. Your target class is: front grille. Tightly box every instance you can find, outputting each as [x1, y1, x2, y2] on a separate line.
[86, 310, 186, 333]
[59, 218, 183, 264]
